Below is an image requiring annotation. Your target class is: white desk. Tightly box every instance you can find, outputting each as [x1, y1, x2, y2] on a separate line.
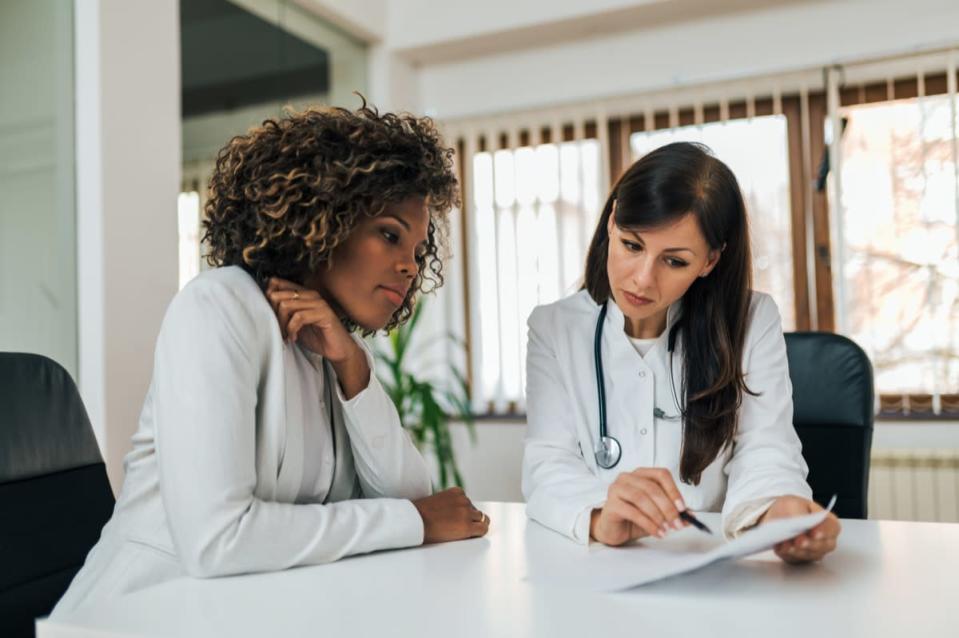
[38, 502, 958, 638]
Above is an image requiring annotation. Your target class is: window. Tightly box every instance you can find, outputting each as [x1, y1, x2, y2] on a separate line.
[470, 139, 602, 412]
[177, 191, 202, 290]
[629, 116, 796, 329]
[452, 54, 959, 419]
[836, 94, 959, 403]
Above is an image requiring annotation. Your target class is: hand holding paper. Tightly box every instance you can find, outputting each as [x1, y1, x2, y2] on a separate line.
[525, 495, 838, 592]
[760, 495, 842, 564]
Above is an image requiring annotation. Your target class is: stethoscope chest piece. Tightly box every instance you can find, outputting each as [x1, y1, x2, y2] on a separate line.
[595, 435, 622, 469]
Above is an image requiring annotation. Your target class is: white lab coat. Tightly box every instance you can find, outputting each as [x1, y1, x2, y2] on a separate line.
[52, 266, 432, 616]
[522, 289, 811, 544]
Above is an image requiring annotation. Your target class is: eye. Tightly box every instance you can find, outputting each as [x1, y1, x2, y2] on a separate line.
[622, 240, 643, 253]
[665, 257, 689, 268]
[380, 228, 400, 244]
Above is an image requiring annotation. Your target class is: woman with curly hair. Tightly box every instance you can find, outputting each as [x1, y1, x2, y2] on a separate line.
[52, 101, 488, 615]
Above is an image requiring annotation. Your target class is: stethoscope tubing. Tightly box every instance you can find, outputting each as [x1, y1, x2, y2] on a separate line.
[592, 300, 682, 469]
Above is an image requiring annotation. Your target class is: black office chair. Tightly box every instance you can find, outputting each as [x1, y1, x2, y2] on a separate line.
[784, 332, 874, 519]
[0, 353, 115, 638]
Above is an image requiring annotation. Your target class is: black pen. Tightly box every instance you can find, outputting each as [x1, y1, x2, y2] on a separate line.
[679, 510, 713, 535]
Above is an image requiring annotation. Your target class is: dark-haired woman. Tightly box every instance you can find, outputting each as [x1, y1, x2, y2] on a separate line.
[53, 102, 488, 615]
[522, 142, 840, 563]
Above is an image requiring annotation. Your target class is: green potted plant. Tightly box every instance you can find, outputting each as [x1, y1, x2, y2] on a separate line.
[374, 300, 476, 489]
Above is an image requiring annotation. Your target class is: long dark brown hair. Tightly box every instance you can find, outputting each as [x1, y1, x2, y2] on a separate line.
[583, 142, 754, 485]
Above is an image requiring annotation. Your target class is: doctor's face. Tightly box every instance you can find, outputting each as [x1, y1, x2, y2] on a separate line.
[606, 210, 720, 336]
[307, 196, 430, 331]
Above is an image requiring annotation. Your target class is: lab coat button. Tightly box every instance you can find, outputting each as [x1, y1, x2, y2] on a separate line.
[638, 371, 647, 378]
[640, 428, 648, 435]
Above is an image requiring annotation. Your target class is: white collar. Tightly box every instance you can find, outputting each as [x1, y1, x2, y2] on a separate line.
[603, 295, 683, 351]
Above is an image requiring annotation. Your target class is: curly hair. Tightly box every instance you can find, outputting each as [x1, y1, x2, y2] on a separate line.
[202, 98, 460, 333]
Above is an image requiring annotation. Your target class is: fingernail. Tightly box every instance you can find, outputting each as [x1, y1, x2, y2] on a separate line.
[673, 519, 683, 530]
[799, 539, 809, 548]
[674, 499, 686, 512]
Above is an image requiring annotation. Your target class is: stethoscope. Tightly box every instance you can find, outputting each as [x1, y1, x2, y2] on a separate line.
[593, 301, 682, 469]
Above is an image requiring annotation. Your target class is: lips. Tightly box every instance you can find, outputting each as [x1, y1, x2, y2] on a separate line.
[622, 290, 654, 307]
[379, 284, 408, 307]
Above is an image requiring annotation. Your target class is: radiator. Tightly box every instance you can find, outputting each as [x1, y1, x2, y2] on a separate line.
[868, 450, 959, 522]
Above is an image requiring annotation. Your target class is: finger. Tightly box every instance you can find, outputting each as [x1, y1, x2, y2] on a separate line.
[781, 534, 837, 563]
[268, 289, 320, 305]
[622, 474, 683, 529]
[267, 277, 305, 292]
[787, 547, 824, 563]
[279, 301, 310, 340]
[278, 299, 331, 324]
[796, 514, 840, 545]
[613, 479, 667, 532]
[791, 532, 814, 549]
[608, 494, 661, 539]
[797, 539, 835, 559]
[635, 467, 685, 513]
[619, 476, 680, 533]
[287, 309, 336, 343]
[275, 297, 325, 338]
[777, 540, 813, 563]
[470, 515, 490, 538]
[776, 547, 808, 565]
[817, 513, 841, 538]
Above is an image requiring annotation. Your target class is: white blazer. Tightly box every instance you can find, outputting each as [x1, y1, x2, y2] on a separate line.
[53, 266, 432, 616]
[522, 289, 811, 544]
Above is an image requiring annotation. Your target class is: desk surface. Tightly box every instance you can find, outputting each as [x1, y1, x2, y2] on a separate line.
[38, 502, 959, 638]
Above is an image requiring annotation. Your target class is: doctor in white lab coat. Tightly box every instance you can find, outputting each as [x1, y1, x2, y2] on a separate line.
[523, 142, 840, 563]
[53, 104, 488, 616]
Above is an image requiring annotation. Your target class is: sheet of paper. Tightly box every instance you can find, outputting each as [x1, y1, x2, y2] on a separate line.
[524, 496, 836, 592]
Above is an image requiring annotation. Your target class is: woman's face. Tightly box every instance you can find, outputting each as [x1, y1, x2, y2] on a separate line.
[310, 196, 430, 331]
[606, 208, 720, 336]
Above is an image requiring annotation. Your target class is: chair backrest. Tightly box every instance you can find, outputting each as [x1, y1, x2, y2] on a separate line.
[0, 353, 115, 637]
[784, 332, 874, 519]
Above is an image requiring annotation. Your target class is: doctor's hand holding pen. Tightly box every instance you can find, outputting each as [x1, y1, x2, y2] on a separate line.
[589, 468, 690, 546]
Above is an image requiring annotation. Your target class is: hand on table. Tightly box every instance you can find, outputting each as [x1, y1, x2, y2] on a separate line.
[759, 495, 841, 564]
[412, 487, 490, 543]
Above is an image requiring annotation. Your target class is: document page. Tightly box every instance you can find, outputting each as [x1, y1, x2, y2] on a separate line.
[525, 496, 835, 592]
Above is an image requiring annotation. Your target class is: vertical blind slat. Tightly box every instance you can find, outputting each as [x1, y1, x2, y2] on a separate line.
[826, 67, 847, 333]
[948, 51, 959, 265]
[799, 86, 819, 331]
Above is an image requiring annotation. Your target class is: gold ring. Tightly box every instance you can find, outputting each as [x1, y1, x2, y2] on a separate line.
[292, 291, 299, 300]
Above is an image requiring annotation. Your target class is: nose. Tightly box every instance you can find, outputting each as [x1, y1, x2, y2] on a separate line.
[396, 249, 418, 279]
[631, 254, 656, 288]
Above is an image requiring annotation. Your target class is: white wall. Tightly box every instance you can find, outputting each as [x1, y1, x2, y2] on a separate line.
[450, 421, 525, 502]
[182, 93, 328, 165]
[293, 0, 387, 44]
[76, 0, 181, 491]
[413, 0, 959, 119]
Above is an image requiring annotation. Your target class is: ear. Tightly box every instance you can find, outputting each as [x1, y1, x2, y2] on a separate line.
[699, 247, 722, 278]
